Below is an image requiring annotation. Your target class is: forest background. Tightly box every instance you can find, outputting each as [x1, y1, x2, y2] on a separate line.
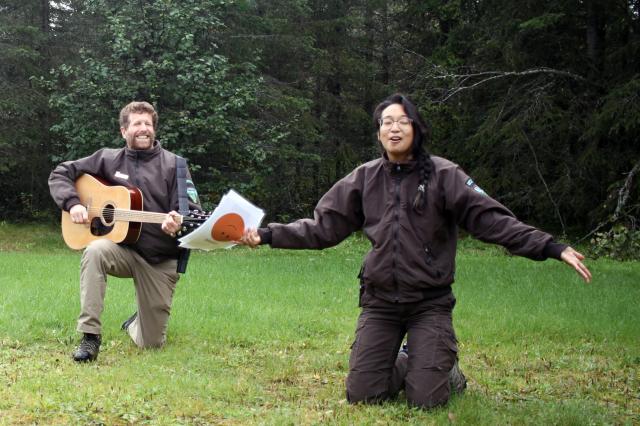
[1, 0, 639, 258]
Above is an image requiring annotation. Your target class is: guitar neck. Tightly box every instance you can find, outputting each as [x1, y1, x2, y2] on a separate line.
[112, 209, 182, 225]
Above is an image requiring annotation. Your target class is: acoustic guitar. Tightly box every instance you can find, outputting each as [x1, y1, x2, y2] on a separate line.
[61, 174, 208, 250]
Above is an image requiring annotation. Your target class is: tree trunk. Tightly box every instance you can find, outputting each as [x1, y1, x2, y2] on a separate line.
[585, 0, 606, 75]
[40, 0, 50, 32]
[380, 0, 390, 85]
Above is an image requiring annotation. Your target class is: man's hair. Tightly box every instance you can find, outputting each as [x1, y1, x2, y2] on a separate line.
[119, 101, 159, 129]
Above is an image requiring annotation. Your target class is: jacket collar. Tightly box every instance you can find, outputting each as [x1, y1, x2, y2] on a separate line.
[381, 152, 417, 173]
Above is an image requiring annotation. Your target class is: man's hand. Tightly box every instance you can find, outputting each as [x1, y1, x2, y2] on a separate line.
[560, 246, 592, 283]
[161, 211, 181, 237]
[238, 228, 261, 248]
[69, 204, 89, 224]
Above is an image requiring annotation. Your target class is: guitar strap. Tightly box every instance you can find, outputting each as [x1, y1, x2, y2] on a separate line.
[175, 155, 191, 274]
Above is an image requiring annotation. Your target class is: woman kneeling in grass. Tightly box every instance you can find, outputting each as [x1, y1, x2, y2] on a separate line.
[238, 93, 592, 409]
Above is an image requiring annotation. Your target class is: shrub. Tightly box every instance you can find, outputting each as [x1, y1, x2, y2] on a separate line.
[590, 224, 640, 261]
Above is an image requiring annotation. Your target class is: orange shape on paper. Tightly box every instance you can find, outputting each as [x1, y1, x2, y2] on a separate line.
[211, 213, 245, 241]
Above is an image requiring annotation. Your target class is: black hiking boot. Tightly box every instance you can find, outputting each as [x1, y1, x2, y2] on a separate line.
[400, 343, 408, 356]
[72, 333, 101, 362]
[121, 312, 138, 331]
[400, 343, 467, 394]
[449, 358, 467, 395]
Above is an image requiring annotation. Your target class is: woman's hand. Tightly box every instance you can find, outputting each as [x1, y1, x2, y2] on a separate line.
[238, 228, 261, 248]
[560, 246, 592, 283]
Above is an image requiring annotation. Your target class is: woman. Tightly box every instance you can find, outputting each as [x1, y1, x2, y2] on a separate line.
[239, 93, 591, 409]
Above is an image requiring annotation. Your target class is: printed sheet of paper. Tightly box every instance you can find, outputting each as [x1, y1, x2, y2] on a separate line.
[178, 189, 265, 250]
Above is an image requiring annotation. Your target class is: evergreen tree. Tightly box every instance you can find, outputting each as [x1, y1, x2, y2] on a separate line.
[44, 0, 262, 209]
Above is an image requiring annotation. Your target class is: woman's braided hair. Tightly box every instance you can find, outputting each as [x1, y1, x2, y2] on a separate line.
[373, 93, 434, 211]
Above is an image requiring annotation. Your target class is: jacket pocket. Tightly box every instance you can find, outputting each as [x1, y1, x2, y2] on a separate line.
[422, 329, 458, 371]
[438, 331, 459, 371]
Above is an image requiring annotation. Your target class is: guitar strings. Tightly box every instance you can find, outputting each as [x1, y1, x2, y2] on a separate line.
[84, 206, 207, 222]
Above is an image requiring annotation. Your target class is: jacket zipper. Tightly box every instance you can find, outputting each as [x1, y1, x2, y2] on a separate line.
[392, 165, 402, 302]
[133, 152, 140, 187]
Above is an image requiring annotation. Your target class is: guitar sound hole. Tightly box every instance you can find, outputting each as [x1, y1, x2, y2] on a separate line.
[90, 218, 113, 237]
[101, 203, 115, 225]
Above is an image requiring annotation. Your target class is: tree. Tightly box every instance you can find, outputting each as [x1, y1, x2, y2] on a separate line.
[1, 0, 638, 254]
[0, 0, 56, 220]
[219, 0, 384, 219]
[377, 0, 640, 238]
[44, 0, 262, 209]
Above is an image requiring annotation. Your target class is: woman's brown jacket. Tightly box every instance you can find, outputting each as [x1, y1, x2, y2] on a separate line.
[262, 155, 565, 303]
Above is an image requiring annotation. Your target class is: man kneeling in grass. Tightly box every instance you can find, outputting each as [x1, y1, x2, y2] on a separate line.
[49, 101, 200, 362]
[238, 93, 592, 409]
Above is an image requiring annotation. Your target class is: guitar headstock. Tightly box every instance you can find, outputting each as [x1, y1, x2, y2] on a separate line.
[177, 210, 212, 237]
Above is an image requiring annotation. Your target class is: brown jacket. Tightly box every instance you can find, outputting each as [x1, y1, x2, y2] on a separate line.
[49, 142, 200, 264]
[263, 155, 565, 303]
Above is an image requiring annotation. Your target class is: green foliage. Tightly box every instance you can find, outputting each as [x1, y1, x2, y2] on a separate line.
[45, 0, 263, 207]
[591, 225, 640, 261]
[586, 76, 640, 140]
[217, 0, 386, 220]
[2, 0, 640, 261]
[519, 13, 565, 30]
[0, 1, 57, 220]
[399, 0, 640, 245]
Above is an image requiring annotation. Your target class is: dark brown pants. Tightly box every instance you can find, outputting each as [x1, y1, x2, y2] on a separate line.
[346, 290, 458, 409]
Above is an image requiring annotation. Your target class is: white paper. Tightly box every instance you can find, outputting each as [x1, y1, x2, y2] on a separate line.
[178, 189, 265, 250]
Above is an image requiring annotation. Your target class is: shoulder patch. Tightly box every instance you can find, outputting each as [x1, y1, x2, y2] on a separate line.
[186, 179, 199, 203]
[465, 178, 487, 196]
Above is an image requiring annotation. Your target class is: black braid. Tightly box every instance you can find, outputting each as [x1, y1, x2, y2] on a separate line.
[413, 149, 434, 211]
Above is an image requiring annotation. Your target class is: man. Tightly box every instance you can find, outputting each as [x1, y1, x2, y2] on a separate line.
[49, 101, 201, 362]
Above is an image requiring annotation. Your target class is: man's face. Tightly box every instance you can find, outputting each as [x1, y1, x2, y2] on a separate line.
[121, 112, 155, 150]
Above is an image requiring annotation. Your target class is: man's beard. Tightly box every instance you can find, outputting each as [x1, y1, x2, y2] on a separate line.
[128, 133, 154, 150]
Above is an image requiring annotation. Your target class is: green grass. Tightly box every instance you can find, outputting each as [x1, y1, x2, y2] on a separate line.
[0, 223, 638, 425]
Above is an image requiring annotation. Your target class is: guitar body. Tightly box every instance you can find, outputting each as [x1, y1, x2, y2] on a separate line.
[61, 174, 143, 250]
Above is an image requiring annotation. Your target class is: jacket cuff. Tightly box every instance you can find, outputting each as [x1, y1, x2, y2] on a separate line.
[64, 197, 82, 212]
[257, 228, 272, 245]
[542, 241, 567, 260]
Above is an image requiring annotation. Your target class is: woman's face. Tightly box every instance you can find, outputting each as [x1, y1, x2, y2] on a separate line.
[377, 103, 414, 163]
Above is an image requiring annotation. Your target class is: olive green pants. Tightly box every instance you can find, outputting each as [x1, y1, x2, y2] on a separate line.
[77, 239, 179, 348]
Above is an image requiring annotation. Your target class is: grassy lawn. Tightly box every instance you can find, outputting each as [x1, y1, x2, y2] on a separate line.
[0, 222, 638, 425]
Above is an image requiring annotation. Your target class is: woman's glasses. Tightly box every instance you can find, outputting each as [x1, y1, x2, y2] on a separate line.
[379, 116, 413, 130]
